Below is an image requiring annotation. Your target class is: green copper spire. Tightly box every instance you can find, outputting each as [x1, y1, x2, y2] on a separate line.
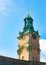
[17, 13, 40, 39]
[23, 14, 34, 32]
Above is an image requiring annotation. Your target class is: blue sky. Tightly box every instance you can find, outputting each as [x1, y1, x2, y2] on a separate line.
[0, 0, 46, 62]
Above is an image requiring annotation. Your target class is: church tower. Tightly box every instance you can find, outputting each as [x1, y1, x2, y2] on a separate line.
[17, 14, 40, 62]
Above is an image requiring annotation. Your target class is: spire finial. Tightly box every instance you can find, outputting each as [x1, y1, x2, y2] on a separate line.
[27, 9, 30, 16]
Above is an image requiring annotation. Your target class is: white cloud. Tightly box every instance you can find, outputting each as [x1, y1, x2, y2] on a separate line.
[40, 58, 46, 62]
[0, 0, 13, 16]
[39, 39, 46, 62]
[40, 39, 46, 54]
[0, 0, 14, 29]
[0, 0, 8, 16]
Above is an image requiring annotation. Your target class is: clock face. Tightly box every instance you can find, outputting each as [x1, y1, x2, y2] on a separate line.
[32, 34, 37, 39]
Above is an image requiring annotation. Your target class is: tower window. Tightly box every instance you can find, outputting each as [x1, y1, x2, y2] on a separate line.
[22, 56, 24, 60]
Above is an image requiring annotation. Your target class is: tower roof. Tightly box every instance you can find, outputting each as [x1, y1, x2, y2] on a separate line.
[23, 13, 34, 33]
[17, 13, 39, 39]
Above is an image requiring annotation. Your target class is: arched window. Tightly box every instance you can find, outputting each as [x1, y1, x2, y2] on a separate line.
[22, 56, 24, 60]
